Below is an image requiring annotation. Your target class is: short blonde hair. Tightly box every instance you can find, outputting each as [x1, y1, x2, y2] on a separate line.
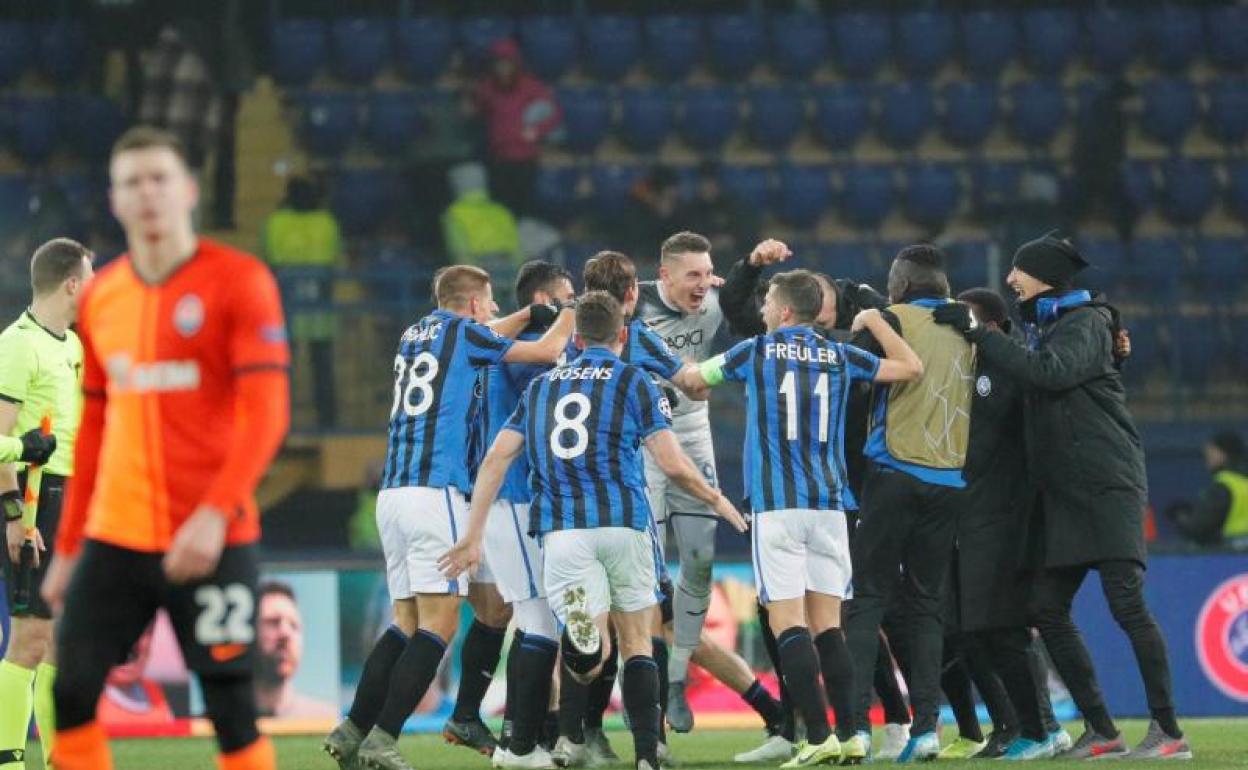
[434, 265, 491, 309]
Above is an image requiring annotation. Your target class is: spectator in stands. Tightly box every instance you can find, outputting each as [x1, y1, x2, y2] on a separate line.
[139, 23, 223, 175]
[255, 581, 337, 719]
[611, 166, 681, 262]
[673, 161, 759, 260]
[262, 175, 342, 428]
[1168, 432, 1248, 549]
[469, 38, 562, 218]
[1067, 79, 1134, 240]
[442, 162, 522, 274]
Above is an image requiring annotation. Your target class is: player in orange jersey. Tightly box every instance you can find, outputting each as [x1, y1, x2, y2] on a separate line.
[41, 126, 290, 770]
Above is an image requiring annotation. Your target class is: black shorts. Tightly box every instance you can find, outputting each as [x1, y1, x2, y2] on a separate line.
[3, 472, 65, 619]
[57, 539, 260, 677]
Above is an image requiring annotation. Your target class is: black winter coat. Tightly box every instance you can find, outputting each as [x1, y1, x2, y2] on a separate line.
[972, 299, 1148, 568]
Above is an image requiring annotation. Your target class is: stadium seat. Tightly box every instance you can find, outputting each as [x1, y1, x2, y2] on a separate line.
[813, 84, 870, 150]
[941, 80, 999, 148]
[0, 175, 32, 239]
[1206, 79, 1248, 146]
[330, 18, 390, 83]
[839, 164, 896, 228]
[709, 14, 764, 79]
[62, 96, 125, 161]
[831, 13, 891, 78]
[519, 16, 578, 81]
[877, 82, 934, 150]
[1129, 237, 1185, 285]
[1144, 5, 1203, 72]
[619, 87, 674, 151]
[1226, 162, 1248, 223]
[1078, 237, 1126, 294]
[1083, 6, 1140, 74]
[366, 91, 422, 154]
[270, 19, 327, 86]
[1020, 8, 1080, 74]
[817, 241, 877, 283]
[1140, 78, 1198, 147]
[747, 86, 804, 152]
[1160, 160, 1216, 226]
[776, 165, 831, 228]
[1194, 237, 1248, 302]
[1172, 315, 1217, 387]
[970, 161, 1022, 213]
[679, 86, 739, 151]
[905, 163, 963, 230]
[718, 165, 771, 213]
[644, 14, 702, 80]
[557, 87, 611, 153]
[1207, 4, 1248, 70]
[583, 15, 641, 81]
[896, 10, 955, 76]
[0, 22, 30, 87]
[589, 164, 643, 216]
[1119, 315, 1159, 383]
[944, 239, 990, 290]
[1009, 80, 1066, 148]
[959, 10, 1017, 77]
[1123, 160, 1157, 214]
[769, 13, 829, 79]
[13, 97, 58, 164]
[37, 21, 87, 84]
[331, 168, 396, 235]
[298, 91, 358, 157]
[458, 17, 515, 70]
[395, 17, 454, 81]
[534, 165, 583, 225]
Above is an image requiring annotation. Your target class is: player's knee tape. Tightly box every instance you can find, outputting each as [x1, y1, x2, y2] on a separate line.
[514, 598, 558, 641]
[200, 675, 260, 753]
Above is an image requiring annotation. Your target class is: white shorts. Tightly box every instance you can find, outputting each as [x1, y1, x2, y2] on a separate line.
[643, 414, 718, 522]
[482, 499, 545, 604]
[752, 509, 853, 604]
[377, 486, 473, 600]
[543, 528, 658, 622]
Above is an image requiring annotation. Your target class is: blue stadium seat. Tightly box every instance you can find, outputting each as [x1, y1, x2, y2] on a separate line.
[519, 16, 578, 81]
[14, 97, 58, 164]
[1227, 162, 1248, 223]
[680, 86, 739, 151]
[709, 14, 764, 79]
[971, 162, 1021, 212]
[1145, 5, 1203, 72]
[905, 163, 963, 230]
[1160, 160, 1216, 226]
[877, 82, 934, 150]
[944, 240, 990, 290]
[0, 175, 32, 238]
[959, 10, 1017, 77]
[718, 165, 771, 213]
[0, 23, 30, 86]
[831, 13, 891, 78]
[590, 164, 643, 216]
[270, 19, 327, 86]
[1021, 8, 1080, 74]
[557, 87, 611, 153]
[619, 87, 673, 151]
[839, 165, 896, 228]
[1207, 79, 1248, 146]
[37, 21, 87, 84]
[1194, 237, 1248, 302]
[1009, 80, 1066, 148]
[817, 242, 877, 283]
[395, 17, 454, 81]
[1140, 78, 1198, 147]
[458, 17, 515, 70]
[776, 165, 831, 228]
[1207, 5, 1248, 70]
[332, 18, 391, 84]
[1172, 315, 1218, 387]
[813, 84, 869, 150]
[644, 14, 702, 80]
[1122, 161, 1157, 215]
[534, 165, 583, 225]
[331, 168, 396, 235]
[1078, 237, 1126, 293]
[584, 15, 641, 81]
[61, 96, 125, 161]
[747, 86, 804, 152]
[366, 91, 422, 154]
[769, 13, 828, 79]
[941, 81, 999, 148]
[1119, 315, 1159, 383]
[896, 10, 955, 76]
[298, 91, 358, 157]
[1129, 237, 1184, 284]
[1083, 7, 1139, 74]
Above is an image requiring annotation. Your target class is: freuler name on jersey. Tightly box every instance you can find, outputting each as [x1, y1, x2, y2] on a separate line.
[764, 342, 841, 365]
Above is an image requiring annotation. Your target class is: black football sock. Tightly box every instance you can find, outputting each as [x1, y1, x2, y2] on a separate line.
[585, 636, 619, 730]
[815, 628, 856, 741]
[758, 603, 796, 741]
[652, 637, 669, 743]
[777, 626, 831, 745]
[621, 656, 660, 768]
[741, 679, 786, 736]
[453, 620, 506, 722]
[346, 625, 408, 732]
[509, 634, 558, 756]
[558, 663, 588, 743]
[376, 630, 448, 738]
[500, 629, 526, 748]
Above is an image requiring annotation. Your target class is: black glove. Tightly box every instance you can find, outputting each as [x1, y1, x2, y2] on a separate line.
[931, 302, 987, 342]
[528, 303, 560, 328]
[18, 429, 56, 465]
[2, 490, 21, 522]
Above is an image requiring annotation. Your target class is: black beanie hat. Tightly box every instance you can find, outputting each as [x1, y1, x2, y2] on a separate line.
[1012, 231, 1089, 288]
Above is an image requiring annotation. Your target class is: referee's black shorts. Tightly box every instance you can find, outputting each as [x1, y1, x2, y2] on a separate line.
[3, 471, 65, 620]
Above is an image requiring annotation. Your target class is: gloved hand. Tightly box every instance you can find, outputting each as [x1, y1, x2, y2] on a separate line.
[18, 429, 56, 465]
[528, 303, 560, 328]
[931, 302, 987, 342]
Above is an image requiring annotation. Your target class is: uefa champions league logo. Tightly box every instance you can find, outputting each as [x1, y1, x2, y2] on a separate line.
[1195, 574, 1248, 702]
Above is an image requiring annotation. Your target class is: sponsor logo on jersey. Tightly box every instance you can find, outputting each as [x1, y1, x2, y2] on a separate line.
[1195, 573, 1248, 702]
[664, 329, 704, 350]
[107, 353, 202, 393]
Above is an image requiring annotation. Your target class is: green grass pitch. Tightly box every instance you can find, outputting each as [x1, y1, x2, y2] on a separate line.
[34, 720, 1247, 769]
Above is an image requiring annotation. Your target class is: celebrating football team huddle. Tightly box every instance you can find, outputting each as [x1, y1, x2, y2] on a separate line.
[326, 228, 1192, 769]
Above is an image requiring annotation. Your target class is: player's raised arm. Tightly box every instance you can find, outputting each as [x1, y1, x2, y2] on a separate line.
[440, 418, 526, 579]
[504, 304, 575, 364]
[853, 309, 923, 383]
